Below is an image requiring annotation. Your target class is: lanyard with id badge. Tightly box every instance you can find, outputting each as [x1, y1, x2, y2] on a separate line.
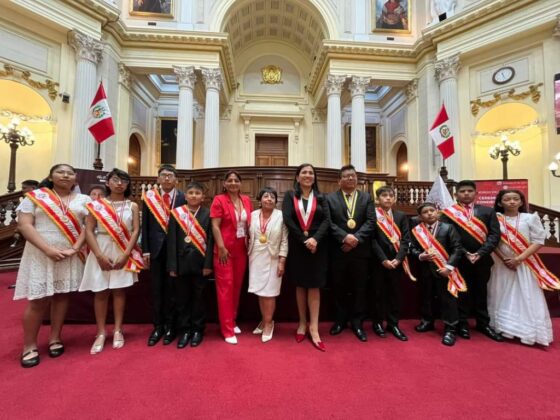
[234, 200, 246, 238]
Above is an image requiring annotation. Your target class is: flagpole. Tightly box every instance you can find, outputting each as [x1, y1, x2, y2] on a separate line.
[439, 158, 448, 181]
[93, 142, 103, 170]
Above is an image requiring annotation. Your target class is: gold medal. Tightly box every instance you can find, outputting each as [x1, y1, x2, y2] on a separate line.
[60, 216, 69, 223]
[428, 247, 436, 255]
[259, 234, 268, 244]
[390, 237, 398, 243]
[347, 218, 356, 229]
[303, 231, 309, 237]
[184, 236, 192, 243]
[115, 227, 122, 234]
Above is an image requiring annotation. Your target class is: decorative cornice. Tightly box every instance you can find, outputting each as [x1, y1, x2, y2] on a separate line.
[0, 63, 59, 101]
[435, 54, 461, 83]
[405, 78, 419, 102]
[173, 66, 197, 90]
[201, 68, 223, 91]
[69, 31, 103, 64]
[349, 76, 370, 97]
[118, 63, 131, 89]
[325, 74, 346, 96]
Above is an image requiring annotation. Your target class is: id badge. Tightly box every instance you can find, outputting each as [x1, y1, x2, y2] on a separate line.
[236, 226, 246, 238]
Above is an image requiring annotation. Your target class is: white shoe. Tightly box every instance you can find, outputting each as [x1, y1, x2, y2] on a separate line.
[252, 322, 264, 335]
[225, 336, 238, 345]
[234, 326, 242, 334]
[113, 330, 125, 349]
[90, 334, 105, 354]
[262, 322, 274, 343]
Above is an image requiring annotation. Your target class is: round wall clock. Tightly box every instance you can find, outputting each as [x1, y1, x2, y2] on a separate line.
[492, 66, 515, 85]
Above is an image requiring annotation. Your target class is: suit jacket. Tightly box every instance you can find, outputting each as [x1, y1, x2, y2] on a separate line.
[282, 190, 330, 244]
[440, 204, 500, 264]
[410, 222, 464, 278]
[247, 209, 288, 258]
[209, 193, 253, 251]
[371, 209, 410, 263]
[141, 189, 186, 259]
[326, 190, 375, 259]
[166, 206, 213, 276]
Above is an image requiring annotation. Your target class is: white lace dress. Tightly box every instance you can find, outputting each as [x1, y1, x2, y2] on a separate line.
[14, 194, 91, 300]
[487, 212, 553, 346]
[79, 200, 138, 292]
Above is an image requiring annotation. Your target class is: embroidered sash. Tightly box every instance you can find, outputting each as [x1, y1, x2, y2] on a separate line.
[412, 224, 467, 297]
[375, 207, 416, 281]
[86, 199, 145, 272]
[293, 191, 317, 235]
[142, 188, 169, 232]
[171, 205, 207, 257]
[496, 214, 560, 291]
[27, 188, 85, 262]
[442, 204, 488, 245]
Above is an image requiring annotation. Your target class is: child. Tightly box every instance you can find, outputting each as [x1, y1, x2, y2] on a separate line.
[410, 202, 465, 346]
[371, 186, 415, 341]
[488, 189, 559, 346]
[167, 182, 213, 348]
[80, 168, 144, 354]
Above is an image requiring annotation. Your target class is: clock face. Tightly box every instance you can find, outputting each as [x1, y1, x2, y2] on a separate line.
[492, 66, 515, 85]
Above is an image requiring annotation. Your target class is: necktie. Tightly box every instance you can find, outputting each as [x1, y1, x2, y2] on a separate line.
[163, 193, 171, 209]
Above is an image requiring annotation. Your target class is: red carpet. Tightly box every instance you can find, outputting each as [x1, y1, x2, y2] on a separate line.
[1, 270, 560, 419]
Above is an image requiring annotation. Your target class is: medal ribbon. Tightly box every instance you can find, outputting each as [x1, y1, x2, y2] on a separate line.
[142, 188, 170, 233]
[87, 199, 145, 272]
[412, 224, 467, 297]
[496, 214, 560, 291]
[293, 190, 317, 233]
[260, 210, 272, 236]
[171, 205, 207, 257]
[343, 190, 358, 221]
[442, 204, 487, 244]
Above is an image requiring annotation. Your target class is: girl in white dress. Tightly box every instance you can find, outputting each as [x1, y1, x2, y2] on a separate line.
[488, 189, 557, 346]
[80, 169, 141, 354]
[15, 164, 90, 368]
[247, 187, 288, 342]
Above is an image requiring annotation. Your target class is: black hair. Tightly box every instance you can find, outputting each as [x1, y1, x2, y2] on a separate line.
[293, 163, 320, 198]
[21, 180, 39, 188]
[105, 168, 132, 197]
[186, 181, 205, 192]
[456, 180, 477, 191]
[375, 186, 395, 198]
[257, 187, 278, 204]
[158, 164, 177, 176]
[493, 189, 528, 213]
[339, 164, 356, 178]
[88, 185, 106, 195]
[40, 163, 77, 189]
[222, 170, 242, 193]
[417, 202, 437, 214]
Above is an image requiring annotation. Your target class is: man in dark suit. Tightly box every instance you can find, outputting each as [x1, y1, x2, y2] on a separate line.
[142, 164, 185, 346]
[440, 180, 503, 342]
[410, 202, 465, 346]
[327, 165, 376, 341]
[371, 186, 413, 341]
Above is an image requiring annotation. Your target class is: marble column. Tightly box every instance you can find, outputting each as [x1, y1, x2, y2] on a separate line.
[435, 54, 461, 180]
[68, 31, 103, 169]
[201, 68, 222, 168]
[405, 79, 419, 180]
[349, 76, 370, 172]
[325, 75, 346, 168]
[116, 63, 132, 170]
[173, 66, 196, 169]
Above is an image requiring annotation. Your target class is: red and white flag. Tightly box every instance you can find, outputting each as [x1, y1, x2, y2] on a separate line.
[429, 104, 455, 160]
[87, 82, 115, 144]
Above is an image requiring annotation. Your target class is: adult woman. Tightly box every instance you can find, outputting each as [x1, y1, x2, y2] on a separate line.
[282, 164, 330, 351]
[248, 187, 288, 343]
[14, 163, 91, 367]
[211, 170, 253, 344]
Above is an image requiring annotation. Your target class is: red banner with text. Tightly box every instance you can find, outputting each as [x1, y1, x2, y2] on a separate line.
[474, 179, 529, 208]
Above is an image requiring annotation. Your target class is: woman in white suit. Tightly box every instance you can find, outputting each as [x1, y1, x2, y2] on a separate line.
[248, 187, 289, 342]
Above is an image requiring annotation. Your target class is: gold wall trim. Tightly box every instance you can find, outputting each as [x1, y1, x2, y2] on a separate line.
[0, 64, 59, 101]
[470, 83, 543, 116]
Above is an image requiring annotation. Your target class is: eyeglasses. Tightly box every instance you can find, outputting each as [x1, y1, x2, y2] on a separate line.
[341, 174, 357, 179]
[159, 173, 175, 179]
[109, 177, 130, 185]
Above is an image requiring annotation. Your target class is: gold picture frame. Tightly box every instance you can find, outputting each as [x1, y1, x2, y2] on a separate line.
[130, 0, 174, 19]
[371, 0, 411, 34]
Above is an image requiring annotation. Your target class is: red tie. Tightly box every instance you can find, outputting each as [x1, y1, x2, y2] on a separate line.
[163, 193, 171, 210]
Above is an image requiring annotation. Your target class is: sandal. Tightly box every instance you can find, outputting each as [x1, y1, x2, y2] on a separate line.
[21, 348, 40, 368]
[113, 330, 125, 349]
[48, 341, 65, 358]
[90, 334, 106, 355]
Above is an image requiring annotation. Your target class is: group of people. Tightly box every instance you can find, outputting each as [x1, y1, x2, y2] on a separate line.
[13, 162, 557, 368]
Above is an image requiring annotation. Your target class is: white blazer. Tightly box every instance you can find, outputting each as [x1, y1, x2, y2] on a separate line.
[247, 208, 289, 258]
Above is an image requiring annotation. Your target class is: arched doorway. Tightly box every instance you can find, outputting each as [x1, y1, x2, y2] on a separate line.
[396, 142, 408, 181]
[128, 134, 141, 176]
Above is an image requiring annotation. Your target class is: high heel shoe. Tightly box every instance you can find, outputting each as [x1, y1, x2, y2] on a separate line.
[295, 328, 307, 343]
[252, 322, 264, 335]
[113, 330, 125, 349]
[234, 326, 242, 334]
[224, 336, 238, 345]
[310, 337, 326, 352]
[90, 334, 106, 354]
[261, 321, 274, 343]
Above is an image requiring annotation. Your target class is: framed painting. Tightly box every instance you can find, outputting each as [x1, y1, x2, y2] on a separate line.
[130, 0, 173, 18]
[371, 0, 411, 33]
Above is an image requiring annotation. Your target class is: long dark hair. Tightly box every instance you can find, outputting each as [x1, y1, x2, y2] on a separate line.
[39, 163, 77, 190]
[493, 189, 528, 213]
[105, 168, 132, 197]
[293, 163, 320, 198]
[222, 170, 242, 193]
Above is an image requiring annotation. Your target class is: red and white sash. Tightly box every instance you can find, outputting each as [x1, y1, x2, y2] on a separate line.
[375, 207, 416, 281]
[171, 205, 207, 257]
[86, 199, 145, 273]
[442, 204, 488, 245]
[412, 223, 467, 297]
[293, 190, 317, 235]
[496, 214, 560, 291]
[142, 188, 169, 232]
[27, 188, 85, 262]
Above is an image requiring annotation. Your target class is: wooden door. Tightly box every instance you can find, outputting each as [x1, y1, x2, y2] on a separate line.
[396, 142, 408, 181]
[128, 134, 141, 176]
[255, 136, 288, 167]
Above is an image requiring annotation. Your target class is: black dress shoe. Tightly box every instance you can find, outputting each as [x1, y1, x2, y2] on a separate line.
[329, 323, 345, 335]
[414, 320, 435, 333]
[177, 332, 191, 349]
[190, 331, 204, 347]
[163, 329, 176, 345]
[442, 330, 456, 346]
[352, 327, 368, 342]
[372, 323, 386, 337]
[148, 327, 165, 346]
[458, 324, 471, 339]
[476, 325, 504, 342]
[389, 325, 408, 341]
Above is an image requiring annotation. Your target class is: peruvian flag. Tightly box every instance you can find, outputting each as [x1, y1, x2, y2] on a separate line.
[429, 104, 455, 160]
[87, 82, 115, 144]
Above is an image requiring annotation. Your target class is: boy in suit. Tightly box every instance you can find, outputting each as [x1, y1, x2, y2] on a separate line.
[371, 186, 414, 341]
[167, 182, 213, 348]
[410, 202, 465, 346]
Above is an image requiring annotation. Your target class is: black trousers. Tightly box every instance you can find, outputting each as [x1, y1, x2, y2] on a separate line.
[372, 265, 402, 327]
[458, 257, 491, 327]
[175, 272, 206, 333]
[419, 271, 458, 327]
[331, 256, 369, 328]
[150, 247, 176, 328]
